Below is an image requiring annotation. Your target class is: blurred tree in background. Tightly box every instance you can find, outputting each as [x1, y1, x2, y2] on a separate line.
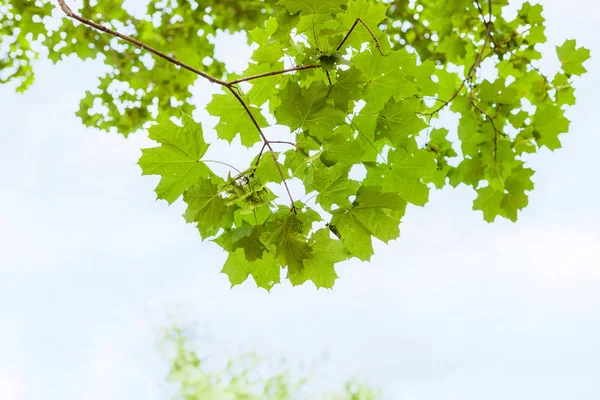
[163, 326, 381, 400]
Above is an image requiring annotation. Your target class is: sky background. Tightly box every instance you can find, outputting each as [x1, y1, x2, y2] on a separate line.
[1, 0, 599, 399]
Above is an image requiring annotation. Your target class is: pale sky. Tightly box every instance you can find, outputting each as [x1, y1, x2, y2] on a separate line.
[0, 1, 599, 399]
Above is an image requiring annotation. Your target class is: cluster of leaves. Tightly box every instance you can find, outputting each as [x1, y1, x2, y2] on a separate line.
[3, 0, 590, 289]
[163, 326, 381, 400]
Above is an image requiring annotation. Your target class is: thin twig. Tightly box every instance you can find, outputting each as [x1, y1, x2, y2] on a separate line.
[226, 86, 297, 213]
[325, 70, 333, 85]
[203, 160, 242, 174]
[336, 17, 388, 56]
[228, 65, 321, 85]
[268, 141, 297, 147]
[57, 0, 227, 86]
[253, 142, 268, 168]
[423, 0, 494, 118]
[470, 100, 504, 184]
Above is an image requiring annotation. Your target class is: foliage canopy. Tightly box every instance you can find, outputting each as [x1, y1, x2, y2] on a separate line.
[1, 0, 590, 289]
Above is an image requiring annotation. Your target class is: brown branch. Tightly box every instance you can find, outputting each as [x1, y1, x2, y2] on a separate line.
[253, 143, 268, 169]
[423, 0, 494, 118]
[336, 17, 388, 56]
[226, 86, 297, 213]
[228, 65, 321, 85]
[57, 0, 227, 86]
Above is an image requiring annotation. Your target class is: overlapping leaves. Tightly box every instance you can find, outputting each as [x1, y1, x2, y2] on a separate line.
[5, 0, 590, 289]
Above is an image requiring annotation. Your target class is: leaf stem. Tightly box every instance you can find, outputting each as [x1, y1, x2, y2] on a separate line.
[423, 0, 494, 118]
[226, 86, 297, 213]
[228, 65, 321, 85]
[203, 160, 242, 174]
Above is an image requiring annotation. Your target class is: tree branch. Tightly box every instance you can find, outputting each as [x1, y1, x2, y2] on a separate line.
[336, 17, 388, 56]
[226, 86, 297, 213]
[57, 0, 227, 86]
[228, 65, 321, 85]
[423, 0, 494, 118]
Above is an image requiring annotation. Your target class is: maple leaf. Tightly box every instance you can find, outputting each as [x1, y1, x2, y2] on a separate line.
[320, 128, 366, 166]
[311, 161, 360, 211]
[274, 81, 346, 139]
[330, 68, 365, 112]
[473, 186, 504, 223]
[138, 113, 212, 204]
[500, 165, 535, 222]
[533, 103, 570, 150]
[556, 39, 591, 76]
[288, 229, 348, 289]
[221, 249, 280, 291]
[253, 152, 284, 184]
[183, 178, 228, 237]
[244, 62, 285, 107]
[206, 93, 267, 147]
[279, 0, 347, 16]
[331, 186, 406, 261]
[376, 98, 428, 147]
[249, 17, 283, 65]
[354, 48, 419, 112]
[264, 213, 314, 274]
[383, 148, 437, 206]
[552, 73, 576, 107]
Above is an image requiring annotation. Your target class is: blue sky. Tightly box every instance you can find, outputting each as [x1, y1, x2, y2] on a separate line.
[0, 0, 599, 399]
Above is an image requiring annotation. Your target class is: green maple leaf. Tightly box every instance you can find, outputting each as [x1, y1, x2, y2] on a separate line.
[320, 128, 366, 166]
[437, 36, 467, 62]
[500, 165, 535, 222]
[533, 103, 570, 150]
[556, 39, 591, 76]
[288, 229, 348, 288]
[382, 148, 437, 206]
[236, 225, 268, 261]
[253, 152, 284, 184]
[183, 178, 228, 235]
[332, 186, 406, 261]
[244, 62, 285, 108]
[264, 213, 314, 274]
[138, 113, 212, 204]
[311, 161, 360, 211]
[274, 81, 345, 139]
[221, 249, 280, 291]
[354, 48, 419, 112]
[206, 93, 267, 147]
[500, 191, 529, 222]
[448, 157, 484, 188]
[249, 17, 283, 65]
[330, 68, 365, 111]
[279, 0, 347, 16]
[377, 98, 427, 147]
[473, 186, 504, 222]
[552, 73, 576, 107]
